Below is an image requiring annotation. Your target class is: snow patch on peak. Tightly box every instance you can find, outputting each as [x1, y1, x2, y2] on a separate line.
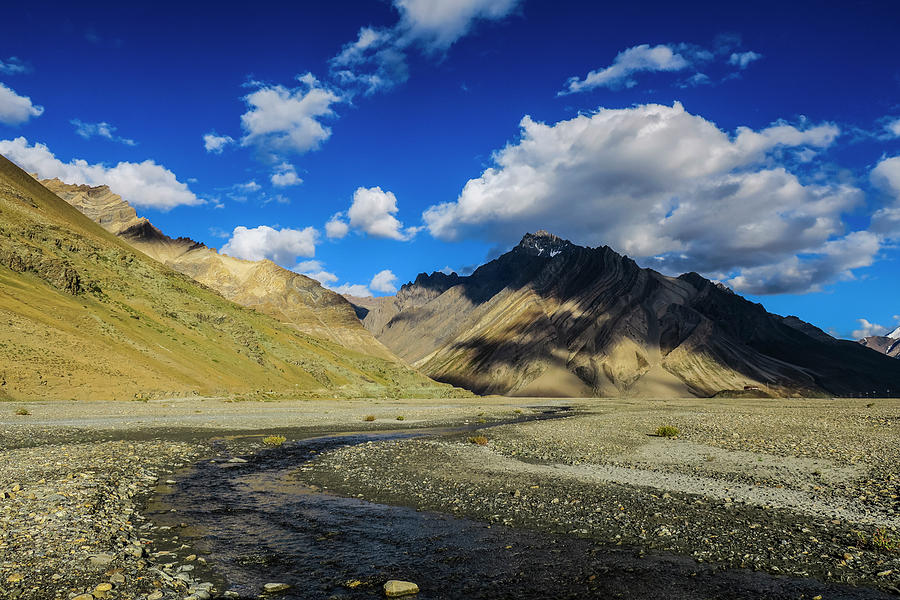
[889, 325, 900, 340]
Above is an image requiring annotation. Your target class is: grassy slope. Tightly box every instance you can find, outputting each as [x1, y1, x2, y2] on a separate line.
[0, 155, 459, 401]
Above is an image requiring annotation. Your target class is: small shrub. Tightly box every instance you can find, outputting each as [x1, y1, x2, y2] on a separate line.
[262, 435, 286, 447]
[14, 408, 30, 416]
[514, 409, 523, 414]
[655, 425, 679, 438]
[859, 528, 900, 553]
[468, 435, 488, 446]
[363, 415, 376, 422]
[396, 415, 405, 421]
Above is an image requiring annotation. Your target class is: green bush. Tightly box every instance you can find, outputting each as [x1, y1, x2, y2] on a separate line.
[14, 408, 29, 416]
[363, 415, 376, 422]
[468, 435, 489, 446]
[262, 435, 286, 447]
[655, 425, 679, 438]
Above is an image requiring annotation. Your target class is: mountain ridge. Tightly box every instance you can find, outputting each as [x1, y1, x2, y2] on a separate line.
[0, 154, 456, 401]
[38, 177, 396, 361]
[351, 231, 900, 397]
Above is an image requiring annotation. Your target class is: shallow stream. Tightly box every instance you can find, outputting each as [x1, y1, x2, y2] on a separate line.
[146, 422, 894, 599]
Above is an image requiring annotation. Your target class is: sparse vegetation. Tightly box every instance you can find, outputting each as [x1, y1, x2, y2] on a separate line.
[655, 425, 679, 438]
[363, 415, 376, 422]
[14, 408, 30, 416]
[468, 435, 489, 446]
[514, 409, 523, 414]
[262, 435, 286, 447]
[396, 415, 405, 421]
[858, 527, 900, 553]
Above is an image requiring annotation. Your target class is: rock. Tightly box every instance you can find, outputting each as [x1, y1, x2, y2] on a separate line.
[263, 583, 291, 593]
[6, 573, 23, 583]
[147, 592, 164, 600]
[93, 583, 113, 598]
[878, 570, 894, 577]
[73, 595, 94, 600]
[384, 580, 419, 597]
[89, 553, 115, 567]
[227, 457, 247, 464]
[185, 554, 197, 561]
[110, 573, 126, 584]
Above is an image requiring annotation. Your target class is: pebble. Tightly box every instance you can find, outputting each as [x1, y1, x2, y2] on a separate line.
[384, 580, 419, 597]
[263, 582, 291, 593]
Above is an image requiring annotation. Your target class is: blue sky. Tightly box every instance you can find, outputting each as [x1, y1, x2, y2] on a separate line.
[1, 0, 899, 339]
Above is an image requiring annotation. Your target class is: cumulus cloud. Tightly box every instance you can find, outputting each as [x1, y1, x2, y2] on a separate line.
[325, 213, 350, 239]
[240, 73, 340, 156]
[0, 57, 30, 75]
[293, 259, 338, 284]
[870, 155, 900, 235]
[220, 225, 318, 266]
[0, 136, 202, 210]
[270, 162, 302, 187]
[852, 319, 889, 339]
[347, 186, 417, 240]
[326, 269, 400, 297]
[203, 132, 235, 154]
[330, 283, 373, 297]
[563, 44, 690, 93]
[562, 41, 762, 94]
[0, 83, 43, 125]
[422, 102, 870, 294]
[729, 51, 763, 69]
[70, 119, 136, 145]
[369, 269, 399, 293]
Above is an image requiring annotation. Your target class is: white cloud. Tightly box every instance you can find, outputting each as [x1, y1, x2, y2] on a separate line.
[729, 51, 763, 69]
[70, 119, 136, 146]
[293, 259, 338, 284]
[852, 318, 889, 339]
[331, 27, 410, 95]
[331, 0, 520, 95]
[423, 102, 869, 294]
[562, 41, 763, 94]
[563, 44, 690, 93]
[240, 73, 340, 156]
[369, 269, 399, 293]
[270, 162, 302, 187]
[871, 155, 900, 235]
[203, 132, 235, 154]
[0, 136, 202, 210]
[393, 0, 521, 51]
[887, 118, 900, 138]
[325, 213, 350, 239]
[0, 83, 43, 125]
[220, 225, 318, 266]
[330, 283, 373, 297]
[0, 57, 30, 75]
[235, 180, 261, 192]
[348, 186, 416, 240]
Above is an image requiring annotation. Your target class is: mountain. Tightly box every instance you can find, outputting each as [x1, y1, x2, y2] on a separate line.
[351, 231, 900, 398]
[0, 154, 456, 401]
[39, 177, 395, 360]
[859, 336, 900, 358]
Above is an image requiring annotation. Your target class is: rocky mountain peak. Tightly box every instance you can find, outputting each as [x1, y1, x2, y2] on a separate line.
[515, 230, 573, 257]
[889, 325, 900, 340]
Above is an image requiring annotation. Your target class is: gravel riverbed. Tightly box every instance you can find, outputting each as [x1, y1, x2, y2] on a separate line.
[1, 397, 898, 599]
[297, 398, 900, 596]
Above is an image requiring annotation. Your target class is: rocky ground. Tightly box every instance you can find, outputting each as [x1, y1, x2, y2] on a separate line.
[0, 397, 532, 600]
[296, 398, 900, 596]
[1, 396, 898, 599]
